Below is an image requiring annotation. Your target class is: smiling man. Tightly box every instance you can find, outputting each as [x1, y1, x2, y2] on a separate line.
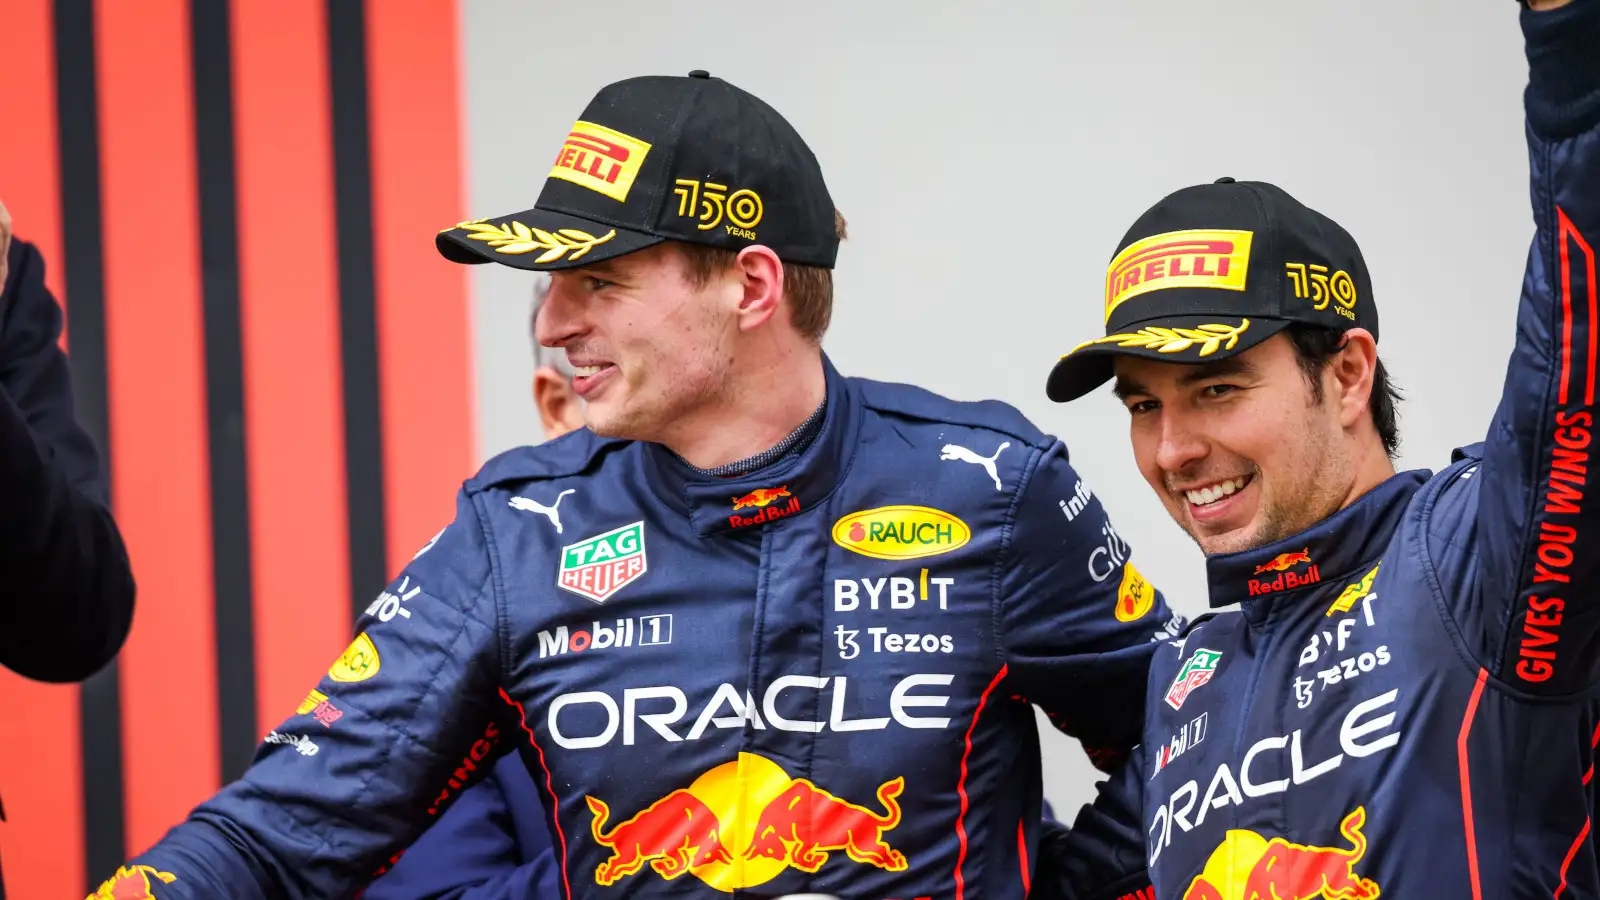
[1035, 0, 1600, 897]
[89, 70, 1180, 899]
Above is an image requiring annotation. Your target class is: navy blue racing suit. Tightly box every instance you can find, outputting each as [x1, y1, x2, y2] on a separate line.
[95, 356, 1181, 900]
[1040, 3, 1600, 898]
[361, 754, 559, 900]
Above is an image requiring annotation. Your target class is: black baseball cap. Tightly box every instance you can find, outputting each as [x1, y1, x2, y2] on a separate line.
[1046, 177, 1377, 402]
[436, 71, 838, 271]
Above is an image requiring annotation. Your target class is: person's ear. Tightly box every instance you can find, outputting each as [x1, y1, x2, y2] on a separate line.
[731, 245, 784, 333]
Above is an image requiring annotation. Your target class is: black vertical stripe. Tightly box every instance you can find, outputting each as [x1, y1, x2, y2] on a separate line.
[328, 0, 390, 618]
[55, 0, 125, 881]
[191, 0, 258, 784]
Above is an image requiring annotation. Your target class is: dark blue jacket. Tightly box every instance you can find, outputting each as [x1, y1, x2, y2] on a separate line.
[362, 754, 558, 900]
[0, 238, 133, 683]
[112, 356, 1180, 899]
[1045, 4, 1600, 898]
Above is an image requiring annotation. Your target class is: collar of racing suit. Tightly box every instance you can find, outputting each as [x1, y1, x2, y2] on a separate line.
[639, 353, 864, 538]
[1203, 468, 1431, 622]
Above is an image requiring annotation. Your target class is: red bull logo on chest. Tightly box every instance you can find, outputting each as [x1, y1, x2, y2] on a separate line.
[1180, 807, 1381, 900]
[730, 485, 801, 528]
[558, 521, 648, 604]
[586, 752, 907, 892]
[1248, 549, 1321, 596]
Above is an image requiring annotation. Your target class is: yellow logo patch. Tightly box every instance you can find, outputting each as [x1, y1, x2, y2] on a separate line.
[548, 120, 652, 202]
[1105, 229, 1253, 322]
[297, 689, 330, 715]
[1327, 562, 1381, 616]
[832, 506, 971, 560]
[673, 178, 764, 239]
[1286, 262, 1358, 321]
[329, 632, 381, 683]
[1116, 563, 1156, 622]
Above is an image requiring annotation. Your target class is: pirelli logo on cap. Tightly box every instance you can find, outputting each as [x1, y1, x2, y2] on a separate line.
[548, 121, 652, 202]
[1104, 229, 1254, 322]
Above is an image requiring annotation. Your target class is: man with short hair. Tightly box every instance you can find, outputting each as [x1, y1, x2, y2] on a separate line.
[91, 70, 1179, 899]
[1037, 1, 1600, 897]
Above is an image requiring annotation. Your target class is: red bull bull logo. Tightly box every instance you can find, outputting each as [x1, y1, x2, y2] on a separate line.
[742, 776, 907, 872]
[1248, 549, 1321, 596]
[1254, 548, 1313, 574]
[87, 865, 177, 899]
[733, 485, 791, 510]
[587, 789, 734, 884]
[730, 486, 801, 528]
[586, 752, 907, 891]
[1180, 807, 1380, 900]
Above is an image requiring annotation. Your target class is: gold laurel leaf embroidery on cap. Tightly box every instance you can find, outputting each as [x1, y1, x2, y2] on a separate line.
[456, 221, 616, 261]
[440, 217, 487, 235]
[1069, 319, 1251, 358]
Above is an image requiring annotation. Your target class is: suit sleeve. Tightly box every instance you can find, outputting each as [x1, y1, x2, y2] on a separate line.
[1031, 745, 1152, 900]
[997, 440, 1180, 772]
[89, 489, 506, 899]
[362, 756, 559, 900]
[1461, 0, 1600, 694]
[0, 239, 135, 682]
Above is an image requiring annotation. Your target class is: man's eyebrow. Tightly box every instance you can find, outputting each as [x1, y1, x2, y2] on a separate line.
[1177, 355, 1257, 386]
[575, 259, 622, 277]
[1111, 355, 1258, 399]
[1111, 375, 1147, 401]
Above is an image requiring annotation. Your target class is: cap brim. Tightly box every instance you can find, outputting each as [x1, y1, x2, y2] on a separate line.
[436, 207, 662, 271]
[1046, 316, 1290, 402]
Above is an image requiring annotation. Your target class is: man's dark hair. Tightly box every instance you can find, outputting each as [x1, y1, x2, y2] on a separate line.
[1286, 323, 1402, 458]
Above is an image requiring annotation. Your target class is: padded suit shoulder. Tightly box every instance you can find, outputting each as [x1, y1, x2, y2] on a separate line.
[851, 376, 1053, 450]
[465, 428, 630, 493]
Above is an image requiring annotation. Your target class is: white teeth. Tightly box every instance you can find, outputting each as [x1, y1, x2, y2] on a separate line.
[1185, 476, 1248, 506]
[574, 365, 603, 377]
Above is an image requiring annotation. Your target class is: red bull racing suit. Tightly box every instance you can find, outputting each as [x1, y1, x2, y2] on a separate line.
[98, 357, 1180, 899]
[1041, 3, 1600, 898]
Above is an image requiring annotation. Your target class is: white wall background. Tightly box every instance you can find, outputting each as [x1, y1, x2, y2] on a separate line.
[459, 0, 1534, 818]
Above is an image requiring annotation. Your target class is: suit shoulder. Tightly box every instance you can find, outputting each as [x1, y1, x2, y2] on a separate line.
[465, 428, 630, 494]
[851, 376, 1052, 449]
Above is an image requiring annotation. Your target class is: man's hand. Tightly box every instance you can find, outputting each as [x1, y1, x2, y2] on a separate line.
[1527, 0, 1576, 10]
[0, 196, 11, 292]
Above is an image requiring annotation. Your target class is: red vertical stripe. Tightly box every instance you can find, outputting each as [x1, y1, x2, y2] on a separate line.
[1017, 817, 1031, 894]
[1556, 210, 1598, 406]
[954, 666, 1008, 900]
[364, 0, 475, 564]
[229, 0, 352, 737]
[95, 0, 221, 854]
[503, 688, 573, 900]
[1560, 210, 1575, 407]
[1553, 721, 1600, 898]
[1457, 668, 1488, 900]
[0, 7, 83, 893]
